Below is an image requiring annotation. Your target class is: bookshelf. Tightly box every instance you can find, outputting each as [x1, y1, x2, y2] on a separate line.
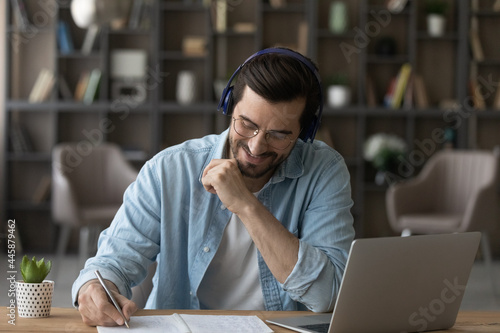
[2, 0, 500, 254]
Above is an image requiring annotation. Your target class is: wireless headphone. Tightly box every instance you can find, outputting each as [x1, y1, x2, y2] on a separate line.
[217, 48, 323, 142]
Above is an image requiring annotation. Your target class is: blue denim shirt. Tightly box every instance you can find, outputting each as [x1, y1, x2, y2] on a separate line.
[72, 129, 354, 312]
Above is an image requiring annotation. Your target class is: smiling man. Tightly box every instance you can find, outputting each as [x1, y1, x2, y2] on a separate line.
[72, 48, 355, 327]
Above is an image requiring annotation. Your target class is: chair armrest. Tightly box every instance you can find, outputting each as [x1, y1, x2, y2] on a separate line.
[461, 182, 500, 232]
[386, 176, 434, 231]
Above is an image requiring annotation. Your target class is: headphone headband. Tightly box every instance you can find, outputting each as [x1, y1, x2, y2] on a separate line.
[217, 48, 323, 142]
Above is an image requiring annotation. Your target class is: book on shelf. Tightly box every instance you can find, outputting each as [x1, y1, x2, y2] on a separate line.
[81, 25, 100, 55]
[402, 72, 414, 109]
[211, 0, 227, 32]
[28, 68, 55, 103]
[128, 0, 144, 30]
[469, 78, 486, 110]
[58, 75, 73, 100]
[57, 20, 74, 54]
[83, 69, 102, 105]
[391, 63, 412, 109]
[32, 175, 52, 204]
[10, 0, 30, 30]
[413, 74, 429, 109]
[9, 121, 34, 153]
[469, 17, 484, 62]
[138, 0, 154, 30]
[493, 86, 500, 110]
[233, 22, 256, 33]
[383, 63, 412, 109]
[297, 21, 308, 56]
[365, 75, 377, 107]
[74, 71, 90, 102]
[383, 77, 397, 108]
[182, 36, 206, 57]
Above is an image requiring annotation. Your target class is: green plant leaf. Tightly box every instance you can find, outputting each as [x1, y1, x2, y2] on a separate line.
[20, 255, 52, 283]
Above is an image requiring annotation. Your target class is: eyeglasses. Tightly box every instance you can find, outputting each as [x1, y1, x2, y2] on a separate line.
[232, 117, 297, 150]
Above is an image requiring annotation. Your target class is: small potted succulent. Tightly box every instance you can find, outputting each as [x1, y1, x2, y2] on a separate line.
[425, 0, 448, 37]
[16, 255, 54, 318]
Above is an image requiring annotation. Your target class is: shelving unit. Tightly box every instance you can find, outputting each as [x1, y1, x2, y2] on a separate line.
[3, 0, 500, 253]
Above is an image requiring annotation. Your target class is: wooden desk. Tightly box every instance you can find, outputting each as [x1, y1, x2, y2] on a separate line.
[1, 307, 499, 332]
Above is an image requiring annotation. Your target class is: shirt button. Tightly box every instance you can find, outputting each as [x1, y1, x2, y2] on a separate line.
[189, 291, 193, 296]
[203, 246, 210, 253]
[220, 204, 226, 210]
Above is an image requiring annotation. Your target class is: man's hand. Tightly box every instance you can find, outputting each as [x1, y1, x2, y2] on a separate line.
[77, 279, 138, 327]
[201, 159, 256, 214]
[202, 158, 299, 283]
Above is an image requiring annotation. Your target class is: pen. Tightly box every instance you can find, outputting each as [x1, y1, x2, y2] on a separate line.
[94, 270, 130, 329]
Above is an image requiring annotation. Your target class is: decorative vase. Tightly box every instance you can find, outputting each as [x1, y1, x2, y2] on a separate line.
[375, 170, 387, 186]
[327, 85, 351, 108]
[427, 14, 446, 37]
[213, 79, 226, 100]
[176, 70, 197, 105]
[16, 280, 54, 318]
[329, 1, 348, 34]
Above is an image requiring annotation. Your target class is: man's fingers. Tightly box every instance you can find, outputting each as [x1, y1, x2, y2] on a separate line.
[202, 159, 239, 194]
[93, 290, 126, 325]
[114, 290, 138, 320]
[77, 280, 136, 327]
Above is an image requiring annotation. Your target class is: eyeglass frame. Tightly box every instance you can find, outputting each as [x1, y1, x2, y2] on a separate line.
[231, 117, 300, 150]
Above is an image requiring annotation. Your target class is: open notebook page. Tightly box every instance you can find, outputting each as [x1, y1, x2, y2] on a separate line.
[97, 314, 273, 333]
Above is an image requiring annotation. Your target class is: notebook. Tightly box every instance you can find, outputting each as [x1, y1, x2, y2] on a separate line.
[266, 232, 481, 333]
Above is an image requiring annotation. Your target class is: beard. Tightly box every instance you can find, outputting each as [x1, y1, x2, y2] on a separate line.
[229, 136, 287, 179]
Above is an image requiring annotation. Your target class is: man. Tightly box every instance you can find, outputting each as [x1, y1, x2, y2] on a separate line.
[73, 48, 355, 327]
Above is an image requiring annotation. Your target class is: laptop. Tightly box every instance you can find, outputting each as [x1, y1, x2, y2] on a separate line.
[266, 232, 481, 333]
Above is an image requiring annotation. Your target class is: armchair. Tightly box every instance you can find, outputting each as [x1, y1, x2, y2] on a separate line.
[51, 142, 138, 267]
[386, 149, 499, 293]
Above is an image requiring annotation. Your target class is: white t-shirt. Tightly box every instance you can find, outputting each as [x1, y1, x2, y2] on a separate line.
[197, 211, 265, 310]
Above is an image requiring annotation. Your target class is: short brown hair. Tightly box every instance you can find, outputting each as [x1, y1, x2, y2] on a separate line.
[230, 48, 322, 140]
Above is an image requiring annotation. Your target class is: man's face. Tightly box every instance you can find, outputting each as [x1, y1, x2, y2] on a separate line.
[229, 86, 305, 182]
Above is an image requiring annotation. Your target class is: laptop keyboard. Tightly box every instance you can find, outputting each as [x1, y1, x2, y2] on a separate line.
[298, 323, 330, 333]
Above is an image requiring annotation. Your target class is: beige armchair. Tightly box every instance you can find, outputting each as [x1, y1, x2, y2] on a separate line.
[386, 149, 499, 293]
[51, 142, 138, 267]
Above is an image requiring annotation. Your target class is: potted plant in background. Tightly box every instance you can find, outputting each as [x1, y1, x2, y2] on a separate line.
[425, 0, 448, 37]
[328, 1, 349, 34]
[363, 133, 407, 186]
[326, 73, 351, 108]
[16, 255, 54, 318]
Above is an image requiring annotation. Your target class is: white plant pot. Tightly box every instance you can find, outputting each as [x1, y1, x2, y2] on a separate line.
[327, 85, 351, 108]
[16, 280, 54, 318]
[427, 14, 446, 37]
[213, 79, 226, 100]
[176, 70, 197, 105]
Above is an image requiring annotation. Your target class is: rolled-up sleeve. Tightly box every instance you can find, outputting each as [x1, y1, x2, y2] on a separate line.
[280, 152, 354, 312]
[71, 160, 162, 307]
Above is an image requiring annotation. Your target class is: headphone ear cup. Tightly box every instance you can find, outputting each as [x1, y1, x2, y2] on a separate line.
[222, 86, 234, 115]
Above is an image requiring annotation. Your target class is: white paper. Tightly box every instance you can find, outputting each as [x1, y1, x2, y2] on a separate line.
[181, 314, 273, 333]
[97, 314, 273, 333]
[97, 315, 183, 333]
